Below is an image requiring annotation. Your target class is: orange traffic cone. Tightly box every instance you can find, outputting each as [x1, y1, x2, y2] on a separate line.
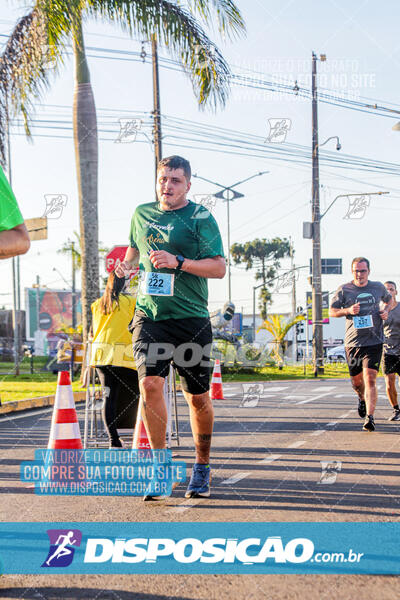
[48, 371, 82, 449]
[211, 359, 224, 400]
[132, 397, 151, 449]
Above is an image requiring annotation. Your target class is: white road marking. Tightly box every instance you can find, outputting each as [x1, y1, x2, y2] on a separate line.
[296, 391, 332, 405]
[339, 411, 353, 419]
[287, 440, 306, 448]
[221, 472, 252, 485]
[310, 430, 326, 436]
[314, 386, 336, 392]
[169, 499, 202, 513]
[0, 407, 53, 422]
[287, 395, 308, 400]
[258, 453, 282, 464]
[263, 386, 289, 392]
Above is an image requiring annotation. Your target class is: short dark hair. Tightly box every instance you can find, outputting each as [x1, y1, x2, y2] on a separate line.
[385, 280, 397, 290]
[351, 256, 370, 270]
[157, 155, 191, 181]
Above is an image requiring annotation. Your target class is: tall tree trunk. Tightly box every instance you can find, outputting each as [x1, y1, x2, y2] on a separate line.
[72, 19, 99, 342]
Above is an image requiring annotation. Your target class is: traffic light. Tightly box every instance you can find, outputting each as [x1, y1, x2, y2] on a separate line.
[296, 323, 304, 335]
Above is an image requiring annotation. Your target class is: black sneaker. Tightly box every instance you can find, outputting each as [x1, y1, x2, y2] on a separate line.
[363, 415, 375, 432]
[358, 399, 366, 418]
[388, 409, 400, 422]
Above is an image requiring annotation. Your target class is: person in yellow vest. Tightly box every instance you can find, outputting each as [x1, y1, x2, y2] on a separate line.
[90, 271, 139, 448]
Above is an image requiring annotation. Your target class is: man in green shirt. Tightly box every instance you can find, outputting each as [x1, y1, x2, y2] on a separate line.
[117, 155, 225, 500]
[0, 165, 30, 259]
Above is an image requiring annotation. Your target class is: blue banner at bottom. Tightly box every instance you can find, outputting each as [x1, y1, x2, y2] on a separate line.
[0, 522, 399, 574]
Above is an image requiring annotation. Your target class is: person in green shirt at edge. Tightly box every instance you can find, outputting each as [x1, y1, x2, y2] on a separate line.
[0, 165, 30, 259]
[116, 155, 225, 501]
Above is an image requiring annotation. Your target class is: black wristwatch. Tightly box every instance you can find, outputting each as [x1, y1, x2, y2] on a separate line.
[175, 255, 185, 270]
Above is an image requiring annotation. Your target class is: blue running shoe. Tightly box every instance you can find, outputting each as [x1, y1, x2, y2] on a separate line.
[143, 461, 169, 502]
[185, 463, 211, 498]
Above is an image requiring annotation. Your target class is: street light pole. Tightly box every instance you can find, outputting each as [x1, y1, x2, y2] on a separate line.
[311, 51, 324, 377]
[192, 171, 269, 302]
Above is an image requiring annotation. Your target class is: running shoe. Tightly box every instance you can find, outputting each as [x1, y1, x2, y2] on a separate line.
[363, 415, 375, 432]
[185, 464, 211, 498]
[388, 409, 400, 422]
[358, 399, 366, 418]
[143, 460, 178, 502]
[143, 475, 168, 502]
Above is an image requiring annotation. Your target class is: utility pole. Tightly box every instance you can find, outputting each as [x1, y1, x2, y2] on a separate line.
[6, 100, 21, 375]
[35, 275, 40, 332]
[290, 240, 297, 364]
[311, 51, 324, 376]
[151, 34, 162, 180]
[71, 241, 76, 329]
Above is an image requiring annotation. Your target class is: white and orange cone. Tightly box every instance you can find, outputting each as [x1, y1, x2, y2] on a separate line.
[132, 397, 151, 450]
[48, 371, 82, 449]
[210, 359, 224, 400]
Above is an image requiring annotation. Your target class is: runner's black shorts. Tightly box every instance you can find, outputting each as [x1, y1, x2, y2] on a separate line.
[345, 344, 383, 377]
[382, 353, 400, 376]
[131, 310, 212, 394]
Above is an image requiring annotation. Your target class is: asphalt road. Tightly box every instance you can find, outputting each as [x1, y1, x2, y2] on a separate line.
[0, 377, 399, 598]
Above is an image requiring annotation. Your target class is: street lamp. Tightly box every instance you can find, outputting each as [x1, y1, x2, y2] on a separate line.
[320, 191, 389, 220]
[192, 171, 269, 301]
[316, 135, 341, 152]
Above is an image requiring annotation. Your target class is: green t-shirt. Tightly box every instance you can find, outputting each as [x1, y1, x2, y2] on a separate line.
[129, 200, 224, 320]
[0, 165, 23, 232]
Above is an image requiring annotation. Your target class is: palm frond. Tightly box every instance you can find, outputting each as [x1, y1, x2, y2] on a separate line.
[86, 0, 232, 109]
[186, 0, 246, 39]
[0, 7, 64, 166]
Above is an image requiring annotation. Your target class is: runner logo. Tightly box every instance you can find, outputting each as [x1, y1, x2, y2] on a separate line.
[42, 529, 82, 568]
[240, 383, 264, 407]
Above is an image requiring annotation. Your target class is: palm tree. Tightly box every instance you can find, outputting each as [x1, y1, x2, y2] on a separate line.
[258, 314, 305, 369]
[0, 0, 245, 340]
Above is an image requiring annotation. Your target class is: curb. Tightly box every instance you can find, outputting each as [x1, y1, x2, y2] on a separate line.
[0, 392, 87, 415]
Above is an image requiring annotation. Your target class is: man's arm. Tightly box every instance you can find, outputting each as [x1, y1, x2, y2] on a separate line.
[379, 295, 395, 320]
[149, 250, 226, 279]
[115, 246, 139, 277]
[329, 304, 360, 318]
[0, 223, 30, 259]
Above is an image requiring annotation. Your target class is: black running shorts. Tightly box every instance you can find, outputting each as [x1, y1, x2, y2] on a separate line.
[345, 344, 383, 377]
[131, 311, 212, 394]
[383, 353, 400, 376]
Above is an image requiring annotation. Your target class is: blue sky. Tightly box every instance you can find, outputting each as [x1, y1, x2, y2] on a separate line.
[1, 0, 399, 318]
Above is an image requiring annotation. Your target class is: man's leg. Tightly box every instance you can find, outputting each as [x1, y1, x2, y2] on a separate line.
[361, 367, 379, 431]
[350, 371, 366, 418]
[364, 367, 378, 415]
[385, 373, 398, 409]
[140, 376, 167, 449]
[183, 390, 214, 464]
[350, 372, 365, 402]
